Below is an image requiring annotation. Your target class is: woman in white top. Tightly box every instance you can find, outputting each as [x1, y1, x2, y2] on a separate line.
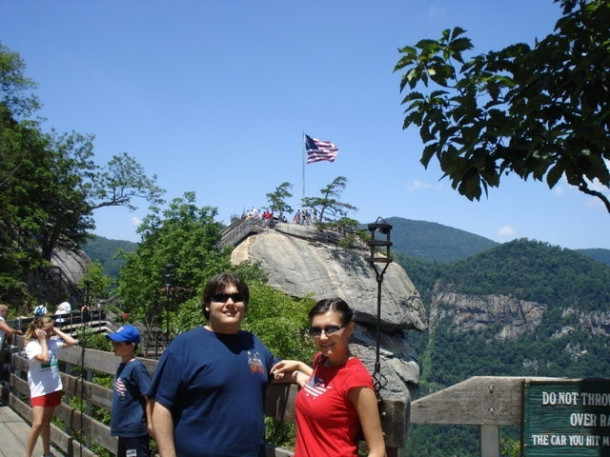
[23, 317, 77, 457]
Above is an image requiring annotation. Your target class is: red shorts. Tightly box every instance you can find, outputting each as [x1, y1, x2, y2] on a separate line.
[30, 390, 62, 407]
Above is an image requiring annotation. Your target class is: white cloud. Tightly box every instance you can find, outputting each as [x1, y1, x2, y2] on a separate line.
[407, 180, 442, 192]
[552, 185, 564, 196]
[497, 225, 516, 237]
[130, 216, 141, 227]
[428, 6, 446, 18]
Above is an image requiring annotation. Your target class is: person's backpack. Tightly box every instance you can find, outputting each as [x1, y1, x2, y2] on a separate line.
[34, 305, 45, 317]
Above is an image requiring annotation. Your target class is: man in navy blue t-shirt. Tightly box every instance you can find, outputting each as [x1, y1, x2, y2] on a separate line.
[149, 272, 280, 457]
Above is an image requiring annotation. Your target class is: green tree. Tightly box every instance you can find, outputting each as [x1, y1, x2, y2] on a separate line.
[0, 42, 40, 117]
[394, 0, 610, 211]
[301, 176, 357, 223]
[117, 192, 228, 338]
[0, 42, 164, 300]
[266, 181, 293, 217]
[78, 260, 113, 302]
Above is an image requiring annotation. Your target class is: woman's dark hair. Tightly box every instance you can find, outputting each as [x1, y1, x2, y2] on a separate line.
[308, 297, 354, 325]
[201, 272, 250, 319]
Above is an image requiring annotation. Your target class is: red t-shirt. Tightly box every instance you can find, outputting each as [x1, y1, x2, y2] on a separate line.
[294, 353, 374, 457]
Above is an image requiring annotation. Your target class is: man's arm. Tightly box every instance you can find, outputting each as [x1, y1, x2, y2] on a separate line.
[0, 320, 23, 337]
[151, 400, 177, 457]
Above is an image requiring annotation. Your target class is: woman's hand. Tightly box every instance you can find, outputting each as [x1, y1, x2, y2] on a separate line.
[35, 328, 47, 341]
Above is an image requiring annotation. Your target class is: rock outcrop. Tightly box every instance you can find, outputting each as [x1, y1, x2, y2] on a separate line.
[26, 248, 91, 309]
[429, 292, 610, 342]
[229, 223, 427, 401]
[430, 292, 547, 339]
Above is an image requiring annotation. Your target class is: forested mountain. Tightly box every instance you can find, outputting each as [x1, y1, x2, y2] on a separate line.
[575, 248, 610, 267]
[384, 217, 499, 262]
[83, 236, 137, 278]
[394, 237, 610, 457]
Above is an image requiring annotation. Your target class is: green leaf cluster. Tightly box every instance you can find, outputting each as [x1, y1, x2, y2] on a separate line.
[116, 192, 228, 337]
[395, 0, 610, 211]
[301, 176, 358, 224]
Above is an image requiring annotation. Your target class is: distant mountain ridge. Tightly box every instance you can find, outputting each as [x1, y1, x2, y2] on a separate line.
[87, 218, 610, 275]
[384, 217, 498, 262]
[83, 236, 137, 277]
[384, 217, 610, 266]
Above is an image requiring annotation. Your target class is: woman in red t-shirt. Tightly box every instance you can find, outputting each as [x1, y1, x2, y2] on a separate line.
[272, 298, 386, 457]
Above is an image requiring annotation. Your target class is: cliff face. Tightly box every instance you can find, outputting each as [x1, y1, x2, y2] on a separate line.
[430, 292, 547, 339]
[429, 292, 610, 341]
[26, 248, 91, 310]
[229, 223, 427, 401]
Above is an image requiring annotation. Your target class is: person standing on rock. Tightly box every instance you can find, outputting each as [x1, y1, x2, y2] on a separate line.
[271, 297, 386, 457]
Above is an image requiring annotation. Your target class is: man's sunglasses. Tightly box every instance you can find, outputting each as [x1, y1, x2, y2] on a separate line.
[211, 293, 245, 303]
[307, 325, 345, 338]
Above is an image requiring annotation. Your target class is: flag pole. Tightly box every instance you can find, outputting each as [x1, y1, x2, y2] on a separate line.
[302, 132, 305, 203]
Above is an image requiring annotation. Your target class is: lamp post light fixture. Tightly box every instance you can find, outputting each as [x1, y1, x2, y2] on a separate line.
[366, 217, 393, 398]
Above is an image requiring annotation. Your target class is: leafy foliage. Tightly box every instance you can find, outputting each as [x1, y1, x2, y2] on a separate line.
[0, 42, 164, 302]
[301, 176, 357, 223]
[394, 0, 610, 211]
[77, 260, 113, 301]
[243, 283, 315, 362]
[117, 192, 228, 339]
[266, 181, 294, 217]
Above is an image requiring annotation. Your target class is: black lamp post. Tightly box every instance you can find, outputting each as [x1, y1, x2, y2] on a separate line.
[163, 263, 174, 347]
[366, 217, 393, 398]
[83, 279, 91, 326]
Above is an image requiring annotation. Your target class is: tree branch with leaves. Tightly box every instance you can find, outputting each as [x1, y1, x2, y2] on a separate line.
[394, 0, 610, 211]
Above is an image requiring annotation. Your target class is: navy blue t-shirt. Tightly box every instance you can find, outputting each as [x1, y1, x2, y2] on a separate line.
[111, 359, 151, 437]
[149, 327, 278, 457]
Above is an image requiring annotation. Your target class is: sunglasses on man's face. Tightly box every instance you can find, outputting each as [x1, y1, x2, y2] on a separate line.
[211, 293, 245, 303]
[307, 325, 345, 338]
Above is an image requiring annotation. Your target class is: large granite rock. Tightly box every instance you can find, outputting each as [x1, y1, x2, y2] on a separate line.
[229, 223, 427, 401]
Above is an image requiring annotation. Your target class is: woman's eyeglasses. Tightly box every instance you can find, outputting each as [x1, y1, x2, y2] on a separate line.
[308, 325, 344, 338]
[211, 293, 245, 303]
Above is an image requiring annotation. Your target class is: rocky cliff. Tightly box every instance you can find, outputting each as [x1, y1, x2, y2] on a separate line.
[429, 292, 610, 342]
[26, 248, 91, 311]
[229, 222, 427, 401]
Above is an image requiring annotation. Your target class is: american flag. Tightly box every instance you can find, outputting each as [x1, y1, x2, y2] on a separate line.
[305, 134, 339, 164]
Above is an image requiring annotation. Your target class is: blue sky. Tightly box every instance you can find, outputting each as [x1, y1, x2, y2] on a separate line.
[2, 1, 608, 249]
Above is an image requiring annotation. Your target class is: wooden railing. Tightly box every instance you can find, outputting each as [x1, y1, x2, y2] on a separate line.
[4, 316, 581, 457]
[2, 332, 408, 457]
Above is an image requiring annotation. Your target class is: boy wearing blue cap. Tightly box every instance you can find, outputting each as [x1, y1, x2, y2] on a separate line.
[106, 324, 152, 457]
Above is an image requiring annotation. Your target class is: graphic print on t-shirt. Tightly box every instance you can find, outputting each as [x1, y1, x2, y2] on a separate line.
[304, 374, 330, 399]
[247, 350, 265, 374]
[114, 377, 127, 399]
[40, 349, 58, 371]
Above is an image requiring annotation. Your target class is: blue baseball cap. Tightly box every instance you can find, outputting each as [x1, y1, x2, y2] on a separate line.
[106, 324, 141, 343]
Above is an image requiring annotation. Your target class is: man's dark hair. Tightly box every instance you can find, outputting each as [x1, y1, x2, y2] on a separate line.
[201, 272, 250, 319]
